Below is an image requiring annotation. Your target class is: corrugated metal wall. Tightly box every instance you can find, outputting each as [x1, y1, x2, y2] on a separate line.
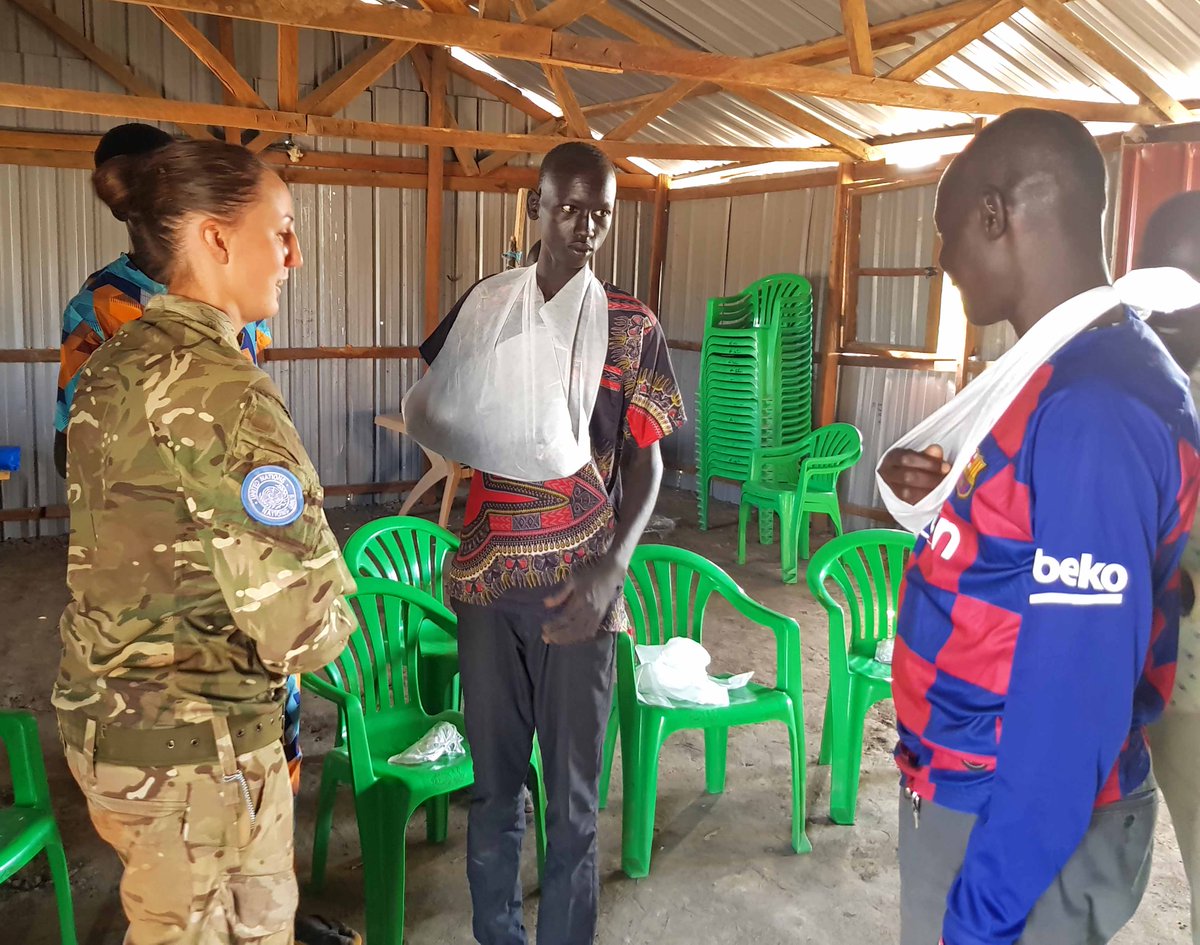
[0, 15, 649, 538]
[657, 186, 835, 496]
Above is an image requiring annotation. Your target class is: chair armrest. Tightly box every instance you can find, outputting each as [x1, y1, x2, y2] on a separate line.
[301, 674, 378, 789]
[0, 710, 50, 810]
[748, 442, 805, 482]
[710, 582, 803, 698]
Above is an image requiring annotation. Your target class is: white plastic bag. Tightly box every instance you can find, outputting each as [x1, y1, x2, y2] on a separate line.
[633, 637, 753, 708]
[403, 264, 608, 481]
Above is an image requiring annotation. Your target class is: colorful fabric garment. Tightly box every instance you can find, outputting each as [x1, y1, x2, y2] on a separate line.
[56, 254, 273, 433]
[54, 295, 354, 727]
[421, 278, 686, 628]
[893, 310, 1200, 945]
[283, 674, 303, 794]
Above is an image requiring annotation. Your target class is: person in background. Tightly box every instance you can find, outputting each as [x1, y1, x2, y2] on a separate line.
[879, 110, 1200, 945]
[1144, 190, 1200, 945]
[413, 142, 685, 945]
[55, 123, 272, 480]
[53, 139, 357, 945]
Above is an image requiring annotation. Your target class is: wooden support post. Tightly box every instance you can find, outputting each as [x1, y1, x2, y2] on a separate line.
[277, 24, 299, 111]
[647, 174, 670, 314]
[817, 166, 854, 427]
[840, 0, 876, 75]
[425, 46, 448, 336]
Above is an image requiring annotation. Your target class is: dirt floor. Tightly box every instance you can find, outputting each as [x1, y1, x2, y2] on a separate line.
[0, 489, 1191, 944]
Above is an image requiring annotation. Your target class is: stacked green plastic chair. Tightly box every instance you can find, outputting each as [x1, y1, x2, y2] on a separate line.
[697, 274, 814, 530]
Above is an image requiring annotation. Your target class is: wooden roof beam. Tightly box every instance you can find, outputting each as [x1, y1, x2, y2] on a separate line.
[1022, 0, 1190, 123]
[478, 115, 562, 174]
[724, 85, 877, 160]
[885, 0, 1024, 83]
[6, 0, 209, 138]
[603, 80, 699, 141]
[108, 0, 1157, 124]
[0, 81, 850, 163]
[447, 54, 555, 122]
[839, 0, 875, 76]
[149, 6, 268, 108]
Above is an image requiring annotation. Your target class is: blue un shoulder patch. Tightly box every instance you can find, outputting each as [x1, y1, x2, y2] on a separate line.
[241, 465, 304, 526]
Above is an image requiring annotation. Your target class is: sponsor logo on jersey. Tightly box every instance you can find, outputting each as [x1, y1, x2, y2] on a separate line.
[1029, 548, 1129, 606]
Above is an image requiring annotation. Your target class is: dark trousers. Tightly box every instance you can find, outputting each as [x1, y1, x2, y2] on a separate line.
[456, 596, 616, 945]
[899, 784, 1157, 945]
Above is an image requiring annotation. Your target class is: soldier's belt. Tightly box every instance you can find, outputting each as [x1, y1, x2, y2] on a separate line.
[58, 709, 284, 767]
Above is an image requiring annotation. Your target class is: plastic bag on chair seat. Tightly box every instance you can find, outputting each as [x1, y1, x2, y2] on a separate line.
[634, 637, 753, 708]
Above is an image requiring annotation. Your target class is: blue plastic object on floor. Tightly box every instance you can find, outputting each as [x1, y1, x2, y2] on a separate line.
[0, 447, 18, 472]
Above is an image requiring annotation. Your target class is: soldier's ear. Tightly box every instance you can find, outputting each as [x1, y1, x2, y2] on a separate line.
[197, 218, 231, 264]
[527, 188, 541, 221]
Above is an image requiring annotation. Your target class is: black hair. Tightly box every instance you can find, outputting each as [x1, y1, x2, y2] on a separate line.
[93, 123, 174, 169]
[537, 142, 614, 189]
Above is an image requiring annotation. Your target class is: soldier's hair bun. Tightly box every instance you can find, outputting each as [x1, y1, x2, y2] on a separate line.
[90, 140, 270, 281]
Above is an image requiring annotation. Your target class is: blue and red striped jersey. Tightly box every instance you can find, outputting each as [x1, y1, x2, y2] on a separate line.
[894, 310, 1200, 945]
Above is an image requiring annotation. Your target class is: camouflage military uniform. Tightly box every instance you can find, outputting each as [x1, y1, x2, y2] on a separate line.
[53, 294, 355, 945]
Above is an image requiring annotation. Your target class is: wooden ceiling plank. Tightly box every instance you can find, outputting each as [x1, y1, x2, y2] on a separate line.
[885, 0, 1025, 83]
[839, 0, 875, 76]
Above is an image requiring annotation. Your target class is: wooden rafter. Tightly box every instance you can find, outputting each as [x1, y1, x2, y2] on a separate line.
[250, 37, 415, 152]
[112, 0, 1160, 122]
[603, 80, 699, 141]
[724, 86, 877, 161]
[0, 81, 852, 163]
[526, 0, 604, 31]
[447, 55, 556, 123]
[511, 0, 590, 137]
[216, 17, 240, 144]
[479, 116, 564, 174]
[589, 3, 876, 161]
[479, 0, 512, 21]
[587, 4, 674, 49]
[425, 44, 448, 335]
[277, 24, 299, 111]
[839, 0, 875, 76]
[1022, 0, 1190, 123]
[5, 0, 209, 138]
[583, 0, 1004, 119]
[885, 0, 1024, 83]
[411, 46, 480, 174]
[149, 7, 267, 108]
[417, 0, 472, 14]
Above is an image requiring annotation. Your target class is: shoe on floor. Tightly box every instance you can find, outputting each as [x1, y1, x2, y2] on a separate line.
[295, 913, 363, 945]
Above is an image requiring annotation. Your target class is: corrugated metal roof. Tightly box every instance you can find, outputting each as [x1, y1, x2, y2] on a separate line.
[472, 0, 1200, 175]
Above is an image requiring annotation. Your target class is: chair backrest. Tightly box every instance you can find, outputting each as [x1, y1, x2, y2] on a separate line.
[748, 273, 812, 328]
[343, 516, 460, 601]
[317, 577, 457, 720]
[806, 529, 914, 661]
[0, 710, 51, 812]
[623, 544, 745, 646]
[804, 423, 863, 490]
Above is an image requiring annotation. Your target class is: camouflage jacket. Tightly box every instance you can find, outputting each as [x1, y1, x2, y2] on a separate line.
[54, 295, 355, 727]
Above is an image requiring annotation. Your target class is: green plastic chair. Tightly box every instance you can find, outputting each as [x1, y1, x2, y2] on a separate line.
[304, 579, 547, 945]
[614, 545, 810, 878]
[343, 516, 461, 714]
[0, 710, 77, 945]
[738, 423, 863, 583]
[806, 529, 914, 825]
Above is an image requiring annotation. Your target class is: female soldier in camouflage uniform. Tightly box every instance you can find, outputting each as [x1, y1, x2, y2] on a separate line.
[53, 140, 355, 944]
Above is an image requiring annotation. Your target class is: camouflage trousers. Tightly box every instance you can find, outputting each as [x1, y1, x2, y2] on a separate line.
[63, 725, 298, 944]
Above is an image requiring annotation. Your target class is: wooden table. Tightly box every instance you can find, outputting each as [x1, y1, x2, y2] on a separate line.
[375, 414, 472, 529]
